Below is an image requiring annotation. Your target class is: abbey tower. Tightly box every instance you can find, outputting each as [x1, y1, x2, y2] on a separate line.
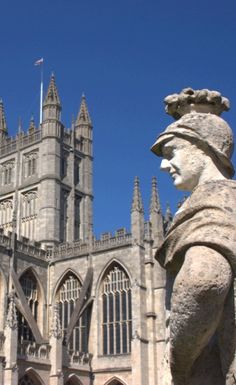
[0, 75, 166, 385]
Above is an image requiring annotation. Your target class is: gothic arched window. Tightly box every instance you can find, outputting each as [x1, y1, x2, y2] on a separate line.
[56, 273, 90, 353]
[101, 265, 132, 355]
[105, 379, 126, 385]
[21, 191, 38, 240]
[23, 151, 38, 179]
[19, 374, 42, 385]
[18, 271, 39, 343]
[1, 160, 14, 186]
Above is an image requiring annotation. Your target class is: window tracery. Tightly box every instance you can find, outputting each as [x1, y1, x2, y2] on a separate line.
[23, 151, 38, 178]
[18, 271, 39, 343]
[21, 191, 38, 239]
[1, 159, 14, 185]
[56, 273, 90, 353]
[19, 374, 41, 385]
[102, 265, 132, 355]
[0, 198, 13, 234]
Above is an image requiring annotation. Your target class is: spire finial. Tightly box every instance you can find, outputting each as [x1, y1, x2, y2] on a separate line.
[132, 177, 144, 213]
[150, 176, 161, 214]
[29, 114, 36, 133]
[0, 99, 7, 134]
[18, 117, 23, 134]
[76, 94, 92, 125]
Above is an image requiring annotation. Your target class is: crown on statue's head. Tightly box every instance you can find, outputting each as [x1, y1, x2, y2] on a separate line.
[164, 88, 230, 120]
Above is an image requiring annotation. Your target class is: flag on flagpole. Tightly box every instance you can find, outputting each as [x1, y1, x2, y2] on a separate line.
[34, 58, 44, 124]
[34, 58, 44, 66]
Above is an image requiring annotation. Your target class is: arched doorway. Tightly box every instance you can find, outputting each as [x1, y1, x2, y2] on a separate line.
[19, 373, 43, 385]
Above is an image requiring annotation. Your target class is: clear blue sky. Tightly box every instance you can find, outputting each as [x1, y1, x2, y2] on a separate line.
[1, 0, 236, 237]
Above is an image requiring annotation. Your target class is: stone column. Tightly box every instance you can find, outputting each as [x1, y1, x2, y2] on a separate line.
[49, 304, 63, 385]
[4, 293, 18, 385]
[131, 246, 149, 385]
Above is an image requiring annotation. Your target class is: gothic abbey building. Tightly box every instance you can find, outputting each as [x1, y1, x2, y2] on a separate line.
[0, 75, 167, 385]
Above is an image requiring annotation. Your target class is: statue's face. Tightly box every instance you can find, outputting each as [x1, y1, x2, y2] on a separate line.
[160, 137, 206, 191]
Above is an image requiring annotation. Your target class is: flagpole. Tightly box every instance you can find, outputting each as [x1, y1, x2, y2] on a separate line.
[40, 63, 43, 124]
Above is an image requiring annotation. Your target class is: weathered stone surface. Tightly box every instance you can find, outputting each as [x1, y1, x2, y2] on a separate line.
[164, 88, 230, 119]
[152, 88, 236, 385]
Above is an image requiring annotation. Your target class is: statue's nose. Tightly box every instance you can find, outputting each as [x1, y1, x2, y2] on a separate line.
[160, 158, 171, 172]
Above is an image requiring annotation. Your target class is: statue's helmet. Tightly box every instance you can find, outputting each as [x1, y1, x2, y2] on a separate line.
[151, 112, 235, 178]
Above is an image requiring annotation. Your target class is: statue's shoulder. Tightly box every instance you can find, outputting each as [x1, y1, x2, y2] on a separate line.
[192, 179, 236, 198]
[186, 179, 236, 212]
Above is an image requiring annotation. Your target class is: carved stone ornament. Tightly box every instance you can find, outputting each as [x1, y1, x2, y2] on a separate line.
[164, 87, 230, 119]
[151, 88, 236, 385]
[5, 293, 18, 330]
[50, 303, 62, 339]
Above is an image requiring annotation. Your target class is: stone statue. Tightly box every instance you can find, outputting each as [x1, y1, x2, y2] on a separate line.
[151, 88, 236, 385]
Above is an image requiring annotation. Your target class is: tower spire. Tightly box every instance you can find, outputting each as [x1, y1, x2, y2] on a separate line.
[76, 94, 92, 126]
[42, 74, 61, 122]
[0, 99, 8, 139]
[43, 73, 61, 106]
[74, 94, 93, 156]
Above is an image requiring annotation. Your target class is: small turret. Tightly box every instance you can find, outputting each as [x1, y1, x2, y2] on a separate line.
[28, 114, 36, 134]
[131, 177, 144, 245]
[149, 177, 164, 247]
[0, 99, 8, 141]
[42, 73, 61, 122]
